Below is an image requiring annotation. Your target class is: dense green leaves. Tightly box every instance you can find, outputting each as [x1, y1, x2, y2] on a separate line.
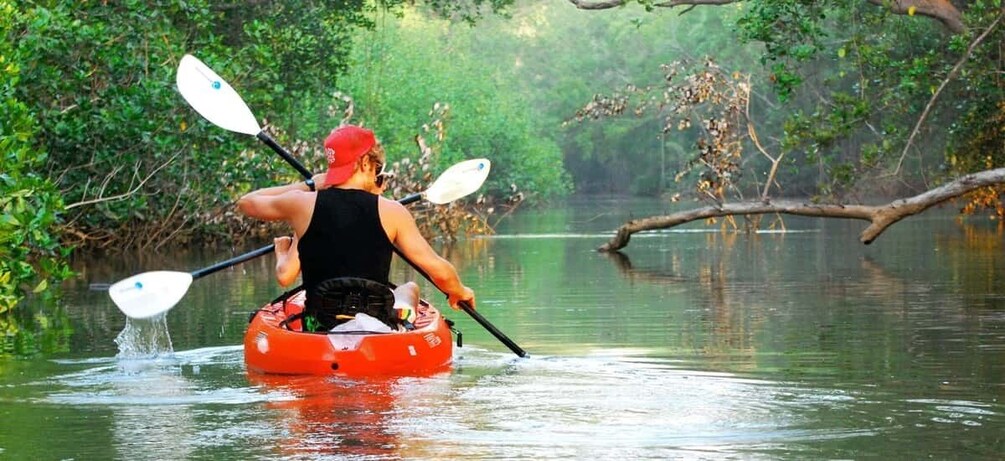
[9, 0, 523, 252]
[735, 0, 829, 99]
[0, 1, 514, 319]
[333, 7, 572, 200]
[947, 3, 1005, 179]
[0, 1, 72, 331]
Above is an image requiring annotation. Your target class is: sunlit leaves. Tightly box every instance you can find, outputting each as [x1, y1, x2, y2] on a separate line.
[0, 1, 71, 314]
[961, 186, 1005, 218]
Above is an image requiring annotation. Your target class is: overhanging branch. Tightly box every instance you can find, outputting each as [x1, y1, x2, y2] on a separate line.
[567, 0, 966, 33]
[597, 168, 1005, 252]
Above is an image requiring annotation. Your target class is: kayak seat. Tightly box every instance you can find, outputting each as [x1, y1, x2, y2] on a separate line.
[305, 277, 399, 332]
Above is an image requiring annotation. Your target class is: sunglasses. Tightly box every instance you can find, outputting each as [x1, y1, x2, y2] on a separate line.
[373, 161, 392, 188]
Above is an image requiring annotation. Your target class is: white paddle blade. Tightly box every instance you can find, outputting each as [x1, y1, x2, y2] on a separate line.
[176, 54, 261, 136]
[424, 158, 491, 204]
[109, 271, 193, 319]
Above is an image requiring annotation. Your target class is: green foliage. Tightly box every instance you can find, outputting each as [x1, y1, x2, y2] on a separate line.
[553, 0, 1005, 201]
[421, 0, 515, 24]
[947, 3, 1005, 179]
[16, 1, 228, 247]
[12, 1, 404, 248]
[333, 7, 572, 201]
[567, 0, 1004, 200]
[948, 54, 1005, 217]
[737, 0, 1004, 198]
[736, 0, 829, 100]
[11, 0, 543, 253]
[0, 1, 72, 315]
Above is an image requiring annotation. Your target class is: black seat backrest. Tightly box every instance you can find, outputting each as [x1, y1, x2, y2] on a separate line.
[307, 277, 398, 332]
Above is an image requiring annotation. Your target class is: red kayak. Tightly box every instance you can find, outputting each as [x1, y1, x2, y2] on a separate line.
[244, 290, 453, 375]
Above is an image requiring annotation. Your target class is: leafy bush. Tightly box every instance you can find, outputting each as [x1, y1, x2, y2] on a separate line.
[0, 1, 72, 315]
[8, 1, 376, 248]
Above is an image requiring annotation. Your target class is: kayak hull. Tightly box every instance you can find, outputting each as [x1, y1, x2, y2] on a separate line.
[243, 290, 453, 375]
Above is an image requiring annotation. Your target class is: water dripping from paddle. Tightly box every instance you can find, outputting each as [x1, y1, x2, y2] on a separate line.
[114, 313, 174, 358]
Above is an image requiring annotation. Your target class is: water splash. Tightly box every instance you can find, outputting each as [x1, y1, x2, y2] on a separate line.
[114, 314, 174, 358]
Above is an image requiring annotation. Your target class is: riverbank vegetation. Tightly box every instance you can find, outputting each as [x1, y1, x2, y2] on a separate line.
[3, 0, 1003, 312]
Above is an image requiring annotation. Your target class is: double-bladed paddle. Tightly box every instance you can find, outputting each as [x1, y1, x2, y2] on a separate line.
[109, 158, 490, 320]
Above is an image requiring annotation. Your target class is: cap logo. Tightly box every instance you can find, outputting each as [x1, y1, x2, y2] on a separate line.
[325, 147, 336, 164]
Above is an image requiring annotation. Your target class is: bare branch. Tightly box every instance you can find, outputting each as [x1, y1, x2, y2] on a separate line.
[64, 150, 181, 210]
[566, 0, 631, 10]
[598, 167, 1005, 252]
[739, 75, 785, 200]
[147, 166, 190, 251]
[568, 0, 966, 33]
[568, 0, 734, 10]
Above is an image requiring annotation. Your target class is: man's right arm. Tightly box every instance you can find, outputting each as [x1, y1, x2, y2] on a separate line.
[238, 187, 300, 221]
[384, 200, 475, 309]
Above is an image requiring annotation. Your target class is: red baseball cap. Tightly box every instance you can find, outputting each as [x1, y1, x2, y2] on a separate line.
[323, 125, 376, 186]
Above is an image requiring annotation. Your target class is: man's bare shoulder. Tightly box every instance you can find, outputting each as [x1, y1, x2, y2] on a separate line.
[378, 196, 408, 211]
[378, 196, 413, 223]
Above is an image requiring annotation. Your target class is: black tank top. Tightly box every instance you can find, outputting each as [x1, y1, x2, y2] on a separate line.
[298, 189, 394, 307]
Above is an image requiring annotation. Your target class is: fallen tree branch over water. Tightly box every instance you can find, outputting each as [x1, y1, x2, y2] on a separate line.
[598, 168, 1005, 252]
[566, 0, 967, 33]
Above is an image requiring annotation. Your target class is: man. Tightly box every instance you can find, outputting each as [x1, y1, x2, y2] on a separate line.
[237, 125, 475, 330]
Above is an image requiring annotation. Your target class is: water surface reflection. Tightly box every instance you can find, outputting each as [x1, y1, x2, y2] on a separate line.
[20, 347, 958, 459]
[2, 200, 1002, 459]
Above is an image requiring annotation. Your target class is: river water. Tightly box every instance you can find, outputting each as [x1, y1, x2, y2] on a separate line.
[1, 198, 1002, 459]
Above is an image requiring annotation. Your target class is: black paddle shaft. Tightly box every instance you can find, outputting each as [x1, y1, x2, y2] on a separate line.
[460, 302, 528, 357]
[392, 247, 528, 358]
[186, 131, 311, 281]
[191, 244, 276, 280]
[256, 132, 313, 180]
